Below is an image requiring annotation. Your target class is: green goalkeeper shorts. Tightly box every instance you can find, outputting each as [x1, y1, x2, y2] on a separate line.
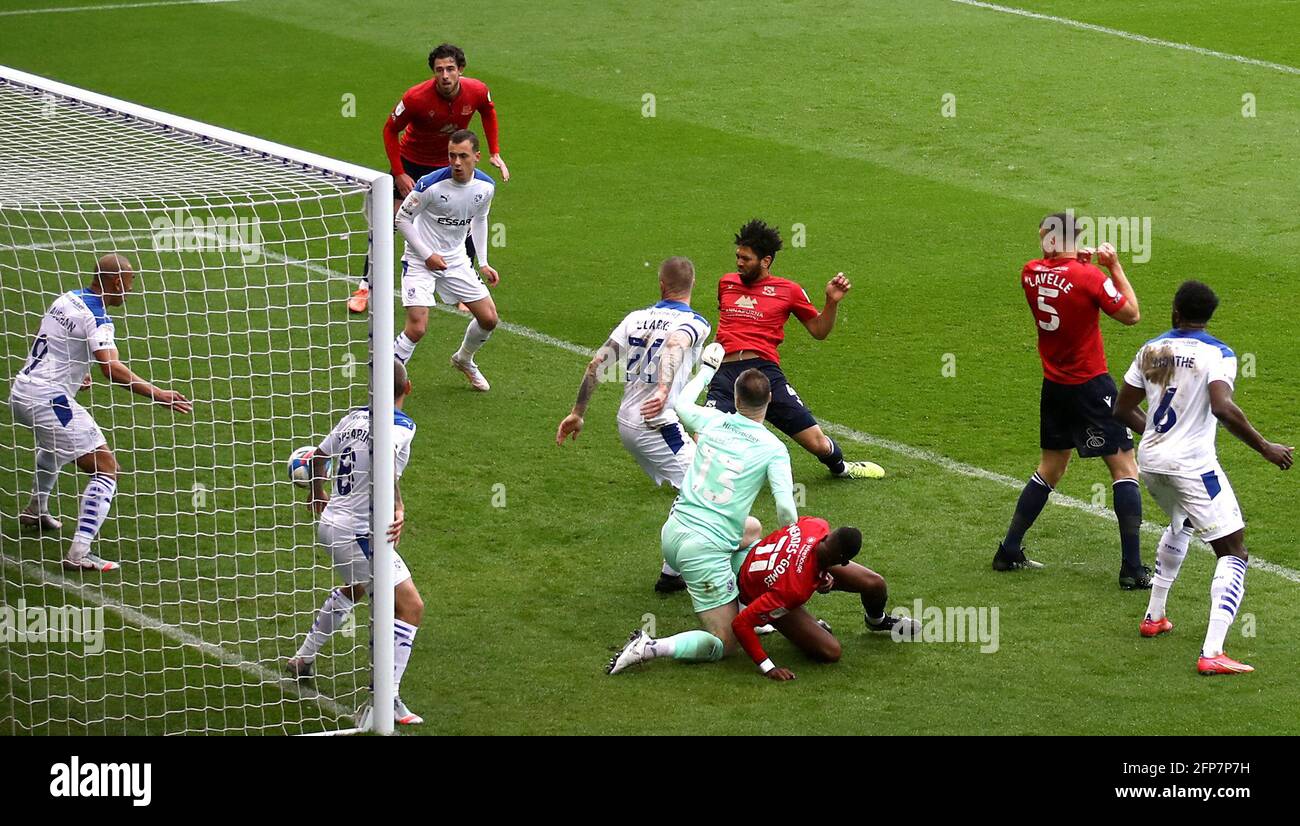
[661, 515, 741, 613]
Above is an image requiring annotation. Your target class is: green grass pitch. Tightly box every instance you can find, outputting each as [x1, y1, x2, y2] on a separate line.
[1, 0, 1297, 734]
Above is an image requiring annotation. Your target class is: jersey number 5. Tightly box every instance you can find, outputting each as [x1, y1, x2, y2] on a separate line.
[1036, 287, 1060, 332]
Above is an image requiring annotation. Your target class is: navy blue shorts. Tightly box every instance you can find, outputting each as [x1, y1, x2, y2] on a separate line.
[1040, 373, 1134, 458]
[705, 359, 818, 438]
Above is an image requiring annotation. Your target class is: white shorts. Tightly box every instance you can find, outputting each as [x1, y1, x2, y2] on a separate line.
[618, 420, 695, 488]
[401, 258, 489, 307]
[317, 521, 412, 592]
[1141, 465, 1245, 543]
[9, 388, 107, 465]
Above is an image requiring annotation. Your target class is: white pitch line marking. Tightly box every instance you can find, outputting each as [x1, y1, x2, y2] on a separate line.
[949, 0, 1300, 76]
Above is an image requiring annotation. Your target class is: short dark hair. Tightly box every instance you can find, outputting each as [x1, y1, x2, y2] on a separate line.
[429, 43, 467, 70]
[825, 527, 862, 563]
[1040, 211, 1081, 249]
[734, 219, 783, 264]
[448, 129, 479, 152]
[1174, 280, 1220, 325]
[735, 368, 771, 410]
[394, 360, 410, 400]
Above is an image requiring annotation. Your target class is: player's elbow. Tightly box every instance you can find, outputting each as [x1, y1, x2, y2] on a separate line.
[1117, 307, 1141, 326]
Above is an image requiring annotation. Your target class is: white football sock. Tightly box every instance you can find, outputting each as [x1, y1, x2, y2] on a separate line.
[29, 448, 61, 514]
[1145, 524, 1192, 620]
[454, 319, 492, 362]
[643, 634, 674, 660]
[661, 561, 680, 577]
[393, 619, 418, 692]
[295, 587, 356, 660]
[394, 333, 417, 364]
[1202, 555, 1248, 658]
[69, 473, 116, 558]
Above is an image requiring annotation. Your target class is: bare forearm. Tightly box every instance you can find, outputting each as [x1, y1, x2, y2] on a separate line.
[809, 301, 839, 339]
[1107, 263, 1138, 310]
[572, 365, 600, 416]
[1115, 406, 1146, 434]
[1215, 402, 1270, 454]
[102, 359, 158, 401]
[654, 336, 689, 395]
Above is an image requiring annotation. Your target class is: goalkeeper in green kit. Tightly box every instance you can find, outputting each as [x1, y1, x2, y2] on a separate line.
[607, 342, 798, 674]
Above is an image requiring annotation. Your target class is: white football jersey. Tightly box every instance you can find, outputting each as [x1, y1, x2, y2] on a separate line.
[11, 289, 116, 399]
[608, 300, 711, 429]
[1123, 329, 1237, 477]
[395, 167, 494, 269]
[317, 407, 416, 535]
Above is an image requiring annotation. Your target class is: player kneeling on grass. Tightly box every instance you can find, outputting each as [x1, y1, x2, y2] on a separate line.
[732, 516, 919, 680]
[8, 254, 192, 571]
[286, 362, 425, 725]
[1113, 281, 1292, 676]
[607, 343, 800, 675]
[392, 129, 500, 392]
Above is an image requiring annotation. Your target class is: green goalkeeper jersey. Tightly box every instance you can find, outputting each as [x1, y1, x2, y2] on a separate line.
[669, 365, 797, 550]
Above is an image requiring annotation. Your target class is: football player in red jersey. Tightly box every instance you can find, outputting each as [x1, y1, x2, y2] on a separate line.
[350, 43, 509, 313]
[733, 516, 918, 680]
[994, 212, 1148, 588]
[706, 219, 883, 479]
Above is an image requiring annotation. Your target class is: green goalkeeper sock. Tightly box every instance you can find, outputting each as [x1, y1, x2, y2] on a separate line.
[649, 630, 724, 662]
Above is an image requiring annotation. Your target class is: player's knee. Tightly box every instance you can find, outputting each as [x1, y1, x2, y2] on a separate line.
[814, 635, 841, 663]
[477, 308, 499, 331]
[864, 571, 887, 598]
[395, 583, 424, 625]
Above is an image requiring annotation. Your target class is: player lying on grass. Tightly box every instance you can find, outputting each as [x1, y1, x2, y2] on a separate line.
[707, 219, 882, 480]
[995, 213, 1149, 589]
[1113, 281, 1292, 676]
[733, 516, 920, 681]
[8, 254, 192, 571]
[350, 42, 508, 314]
[285, 361, 426, 725]
[556, 256, 712, 592]
[392, 129, 500, 392]
[607, 343, 799, 674]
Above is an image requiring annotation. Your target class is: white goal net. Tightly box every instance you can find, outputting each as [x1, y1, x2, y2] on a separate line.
[0, 66, 396, 735]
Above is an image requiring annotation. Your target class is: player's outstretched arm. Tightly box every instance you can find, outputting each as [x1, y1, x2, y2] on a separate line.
[732, 594, 796, 681]
[1209, 382, 1294, 469]
[1113, 381, 1148, 434]
[639, 329, 693, 420]
[1095, 243, 1140, 326]
[93, 349, 191, 413]
[556, 340, 618, 445]
[674, 343, 725, 433]
[767, 453, 799, 526]
[800, 273, 850, 340]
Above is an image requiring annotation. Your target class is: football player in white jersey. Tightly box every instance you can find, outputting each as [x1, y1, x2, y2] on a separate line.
[286, 361, 425, 725]
[1114, 281, 1292, 676]
[7, 254, 192, 571]
[392, 128, 500, 392]
[555, 257, 712, 592]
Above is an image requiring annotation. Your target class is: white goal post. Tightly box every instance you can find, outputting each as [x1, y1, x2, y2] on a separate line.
[0, 65, 397, 735]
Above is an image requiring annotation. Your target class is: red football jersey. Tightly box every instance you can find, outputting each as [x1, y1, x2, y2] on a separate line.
[733, 517, 832, 668]
[1021, 257, 1127, 385]
[384, 77, 500, 172]
[716, 272, 819, 364]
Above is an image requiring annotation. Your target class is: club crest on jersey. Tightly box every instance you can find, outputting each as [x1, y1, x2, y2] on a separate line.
[474, 193, 485, 203]
[461, 105, 473, 115]
[734, 296, 759, 309]
[763, 286, 777, 296]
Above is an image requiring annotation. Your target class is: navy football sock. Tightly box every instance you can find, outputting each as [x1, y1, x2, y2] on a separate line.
[1113, 478, 1144, 569]
[818, 437, 846, 475]
[1003, 473, 1053, 550]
